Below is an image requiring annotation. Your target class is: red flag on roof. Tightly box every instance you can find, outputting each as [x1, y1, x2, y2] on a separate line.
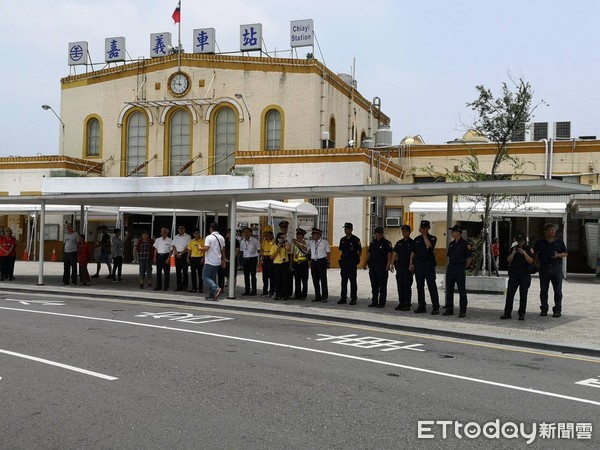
[172, 2, 181, 24]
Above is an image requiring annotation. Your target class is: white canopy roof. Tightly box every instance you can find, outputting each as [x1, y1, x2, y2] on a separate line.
[409, 201, 567, 221]
[0, 200, 318, 218]
[237, 200, 318, 217]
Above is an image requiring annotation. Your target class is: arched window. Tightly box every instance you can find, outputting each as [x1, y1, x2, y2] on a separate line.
[86, 117, 101, 157]
[265, 109, 281, 150]
[214, 106, 237, 175]
[360, 131, 367, 147]
[126, 111, 147, 177]
[329, 116, 336, 147]
[168, 109, 191, 175]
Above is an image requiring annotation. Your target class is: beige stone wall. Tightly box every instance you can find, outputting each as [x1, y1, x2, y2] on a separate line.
[60, 56, 379, 178]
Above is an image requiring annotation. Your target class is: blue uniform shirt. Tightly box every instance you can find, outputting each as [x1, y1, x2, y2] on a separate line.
[393, 237, 414, 266]
[412, 234, 437, 265]
[447, 237, 472, 266]
[534, 238, 567, 266]
[368, 238, 393, 267]
[339, 234, 362, 263]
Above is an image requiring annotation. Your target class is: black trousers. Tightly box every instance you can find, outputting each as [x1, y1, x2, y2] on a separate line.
[539, 264, 563, 313]
[340, 260, 358, 301]
[273, 263, 289, 299]
[63, 251, 78, 284]
[414, 261, 439, 310]
[261, 257, 274, 295]
[504, 268, 531, 316]
[242, 256, 258, 293]
[369, 266, 389, 305]
[445, 265, 467, 312]
[395, 264, 413, 307]
[0, 255, 16, 280]
[112, 256, 123, 280]
[175, 256, 189, 289]
[293, 261, 309, 298]
[189, 257, 204, 291]
[310, 258, 328, 300]
[155, 253, 170, 289]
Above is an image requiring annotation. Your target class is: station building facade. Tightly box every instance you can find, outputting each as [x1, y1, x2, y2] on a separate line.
[54, 52, 400, 263]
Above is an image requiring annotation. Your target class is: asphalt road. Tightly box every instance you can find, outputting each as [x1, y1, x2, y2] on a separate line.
[1, 291, 599, 449]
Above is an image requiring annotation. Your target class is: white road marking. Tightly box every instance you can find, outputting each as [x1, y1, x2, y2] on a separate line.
[315, 333, 426, 352]
[2, 298, 65, 306]
[0, 349, 118, 381]
[135, 311, 233, 324]
[576, 377, 600, 389]
[1, 306, 599, 407]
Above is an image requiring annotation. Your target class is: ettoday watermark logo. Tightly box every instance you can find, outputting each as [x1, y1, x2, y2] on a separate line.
[417, 420, 592, 444]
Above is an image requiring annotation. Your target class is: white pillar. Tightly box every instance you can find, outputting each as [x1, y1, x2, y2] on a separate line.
[38, 200, 46, 285]
[228, 197, 237, 299]
[80, 205, 85, 234]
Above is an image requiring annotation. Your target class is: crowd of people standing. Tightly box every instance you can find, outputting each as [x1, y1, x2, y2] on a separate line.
[46, 219, 570, 321]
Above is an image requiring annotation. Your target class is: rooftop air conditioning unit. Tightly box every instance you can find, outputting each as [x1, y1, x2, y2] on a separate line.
[532, 122, 548, 141]
[385, 217, 401, 227]
[554, 121, 571, 139]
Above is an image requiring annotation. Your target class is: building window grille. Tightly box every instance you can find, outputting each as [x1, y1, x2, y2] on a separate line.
[169, 109, 191, 175]
[214, 106, 237, 175]
[86, 118, 100, 156]
[126, 111, 147, 177]
[265, 109, 281, 150]
[309, 198, 330, 241]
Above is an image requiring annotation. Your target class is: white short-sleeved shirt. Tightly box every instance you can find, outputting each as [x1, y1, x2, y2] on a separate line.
[153, 237, 173, 255]
[240, 237, 260, 258]
[172, 233, 191, 252]
[308, 238, 330, 260]
[204, 232, 225, 266]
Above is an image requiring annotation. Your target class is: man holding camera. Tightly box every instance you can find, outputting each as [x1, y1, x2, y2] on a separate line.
[271, 232, 291, 300]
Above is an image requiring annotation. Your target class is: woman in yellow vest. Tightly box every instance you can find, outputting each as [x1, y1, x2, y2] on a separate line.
[291, 228, 309, 299]
[270, 232, 291, 300]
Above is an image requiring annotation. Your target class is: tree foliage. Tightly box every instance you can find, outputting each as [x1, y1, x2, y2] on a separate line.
[422, 76, 541, 275]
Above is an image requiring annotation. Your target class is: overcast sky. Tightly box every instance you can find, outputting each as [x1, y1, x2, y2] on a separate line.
[1, 0, 599, 156]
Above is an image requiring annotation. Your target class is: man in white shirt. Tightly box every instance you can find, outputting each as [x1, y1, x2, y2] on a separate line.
[172, 225, 191, 291]
[62, 223, 79, 286]
[202, 222, 225, 300]
[240, 227, 260, 295]
[308, 227, 330, 302]
[153, 227, 173, 291]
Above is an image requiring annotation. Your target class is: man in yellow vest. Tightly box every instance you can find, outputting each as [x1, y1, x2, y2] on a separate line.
[187, 229, 205, 293]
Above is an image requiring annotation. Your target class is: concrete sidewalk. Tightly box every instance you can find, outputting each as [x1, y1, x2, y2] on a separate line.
[1, 261, 599, 357]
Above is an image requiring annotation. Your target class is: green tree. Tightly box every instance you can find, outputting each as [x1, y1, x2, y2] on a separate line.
[424, 77, 542, 275]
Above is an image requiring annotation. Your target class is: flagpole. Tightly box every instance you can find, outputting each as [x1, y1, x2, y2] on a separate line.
[177, 0, 181, 71]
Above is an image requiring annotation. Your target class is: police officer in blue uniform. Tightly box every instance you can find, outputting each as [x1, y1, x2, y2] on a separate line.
[392, 224, 414, 311]
[365, 226, 393, 308]
[338, 222, 362, 305]
[533, 223, 568, 318]
[443, 225, 473, 318]
[410, 220, 440, 314]
[501, 233, 535, 320]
